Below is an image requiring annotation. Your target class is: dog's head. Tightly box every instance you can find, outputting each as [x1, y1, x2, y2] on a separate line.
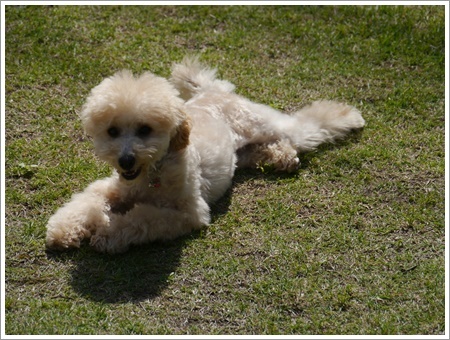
[79, 70, 190, 182]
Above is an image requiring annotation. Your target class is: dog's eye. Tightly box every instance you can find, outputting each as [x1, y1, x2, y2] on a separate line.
[137, 125, 152, 138]
[107, 127, 120, 138]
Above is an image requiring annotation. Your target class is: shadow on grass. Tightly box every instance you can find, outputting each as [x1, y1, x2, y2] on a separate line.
[46, 128, 364, 303]
[46, 232, 202, 303]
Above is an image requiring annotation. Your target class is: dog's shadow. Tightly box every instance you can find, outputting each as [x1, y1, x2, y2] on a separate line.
[58, 172, 295, 304]
[49, 129, 364, 303]
[47, 233, 200, 303]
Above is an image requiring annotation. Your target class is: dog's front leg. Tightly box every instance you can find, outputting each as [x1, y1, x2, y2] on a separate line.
[45, 176, 125, 251]
[90, 196, 210, 254]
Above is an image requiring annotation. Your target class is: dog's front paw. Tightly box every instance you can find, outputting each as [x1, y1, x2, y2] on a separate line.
[89, 234, 129, 254]
[46, 234, 80, 252]
[89, 234, 108, 253]
[45, 224, 91, 251]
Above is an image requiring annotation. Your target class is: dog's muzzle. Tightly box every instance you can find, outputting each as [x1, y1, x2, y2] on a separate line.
[118, 154, 141, 180]
[121, 167, 142, 180]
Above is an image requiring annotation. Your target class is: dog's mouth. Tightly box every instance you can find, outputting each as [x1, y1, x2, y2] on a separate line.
[121, 167, 142, 181]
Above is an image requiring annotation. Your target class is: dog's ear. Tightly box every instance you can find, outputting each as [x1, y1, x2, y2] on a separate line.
[169, 116, 191, 152]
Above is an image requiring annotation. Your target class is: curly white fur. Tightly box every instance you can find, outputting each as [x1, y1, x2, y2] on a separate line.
[46, 56, 365, 253]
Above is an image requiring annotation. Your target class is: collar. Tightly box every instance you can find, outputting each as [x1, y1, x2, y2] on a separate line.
[147, 155, 166, 188]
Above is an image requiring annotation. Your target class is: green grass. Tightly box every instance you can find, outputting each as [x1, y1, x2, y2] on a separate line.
[3, 4, 446, 335]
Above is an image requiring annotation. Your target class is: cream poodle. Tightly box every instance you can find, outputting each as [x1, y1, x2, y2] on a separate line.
[45, 56, 365, 253]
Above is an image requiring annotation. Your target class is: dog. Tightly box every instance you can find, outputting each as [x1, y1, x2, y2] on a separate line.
[45, 56, 365, 254]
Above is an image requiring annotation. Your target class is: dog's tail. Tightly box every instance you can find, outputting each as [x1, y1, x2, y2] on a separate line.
[170, 56, 235, 101]
[276, 100, 365, 152]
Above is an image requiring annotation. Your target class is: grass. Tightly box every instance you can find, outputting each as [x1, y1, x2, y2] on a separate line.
[3, 4, 446, 335]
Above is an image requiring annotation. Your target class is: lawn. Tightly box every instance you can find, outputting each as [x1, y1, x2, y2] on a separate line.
[2, 4, 446, 335]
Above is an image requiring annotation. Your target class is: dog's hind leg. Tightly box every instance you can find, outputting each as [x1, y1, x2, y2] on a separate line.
[237, 139, 300, 172]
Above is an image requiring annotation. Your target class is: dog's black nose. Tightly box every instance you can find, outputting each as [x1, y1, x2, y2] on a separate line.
[118, 154, 136, 171]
